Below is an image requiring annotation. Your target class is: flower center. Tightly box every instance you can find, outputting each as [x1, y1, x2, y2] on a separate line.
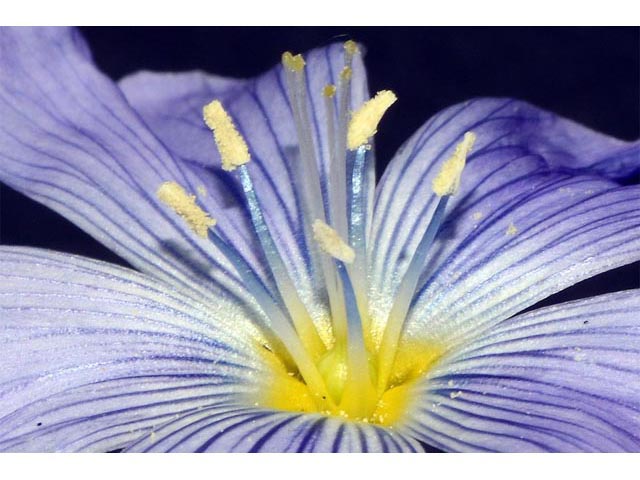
[259, 324, 446, 425]
[156, 41, 475, 426]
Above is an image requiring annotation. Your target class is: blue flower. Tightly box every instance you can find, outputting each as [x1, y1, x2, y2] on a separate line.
[1, 27, 639, 452]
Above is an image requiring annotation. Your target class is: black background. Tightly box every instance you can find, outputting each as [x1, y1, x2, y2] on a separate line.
[1, 27, 639, 314]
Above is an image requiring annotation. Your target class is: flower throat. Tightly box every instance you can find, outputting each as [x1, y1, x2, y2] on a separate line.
[157, 41, 475, 425]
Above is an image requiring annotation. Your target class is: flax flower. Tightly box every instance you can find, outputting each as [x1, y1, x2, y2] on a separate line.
[1, 27, 639, 452]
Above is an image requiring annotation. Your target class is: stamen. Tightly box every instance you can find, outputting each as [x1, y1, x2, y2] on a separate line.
[347, 90, 397, 150]
[432, 132, 476, 196]
[156, 181, 216, 237]
[237, 165, 326, 358]
[206, 228, 331, 406]
[203, 100, 250, 171]
[312, 219, 355, 264]
[348, 145, 372, 326]
[157, 180, 331, 405]
[376, 132, 476, 393]
[202, 100, 325, 356]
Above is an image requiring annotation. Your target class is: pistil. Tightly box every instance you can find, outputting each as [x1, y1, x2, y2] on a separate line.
[282, 52, 347, 344]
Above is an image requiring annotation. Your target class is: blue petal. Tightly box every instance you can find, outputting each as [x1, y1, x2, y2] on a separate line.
[403, 290, 640, 452]
[118, 43, 370, 314]
[0, 27, 264, 305]
[125, 406, 421, 452]
[370, 98, 640, 338]
[0, 247, 420, 452]
[0, 247, 265, 452]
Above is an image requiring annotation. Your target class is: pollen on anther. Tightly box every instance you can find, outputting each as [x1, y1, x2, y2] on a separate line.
[203, 100, 250, 171]
[312, 219, 355, 263]
[347, 90, 397, 150]
[157, 181, 216, 238]
[432, 131, 476, 196]
[282, 52, 305, 72]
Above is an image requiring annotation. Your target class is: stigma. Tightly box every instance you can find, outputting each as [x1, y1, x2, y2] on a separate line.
[156, 41, 477, 426]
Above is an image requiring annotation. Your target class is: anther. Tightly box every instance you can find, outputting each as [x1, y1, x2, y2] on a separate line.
[347, 90, 397, 150]
[312, 220, 355, 264]
[432, 132, 476, 196]
[203, 100, 250, 171]
[156, 181, 216, 237]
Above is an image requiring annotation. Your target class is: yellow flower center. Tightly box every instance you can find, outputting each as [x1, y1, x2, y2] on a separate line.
[258, 319, 445, 425]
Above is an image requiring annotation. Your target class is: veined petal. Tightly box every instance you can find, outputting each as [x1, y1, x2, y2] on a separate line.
[0, 247, 419, 453]
[403, 291, 640, 452]
[126, 406, 422, 453]
[0, 27, 263, 305]
[0, 247, 265, 452]
[119, 43, 370, 316]
[404, 177, 640, 344]
[370, 98, 640, 337]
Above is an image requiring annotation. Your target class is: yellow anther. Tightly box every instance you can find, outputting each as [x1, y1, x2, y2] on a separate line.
[156, 181, 216, 238]
[347, 90, 397, 150]
[432, 132, 476, 196]
[312, 219, 355, 264]
[203, 100, 250, 171]
[323, 84, 337, 98]
[282, 52, 305, 72]
[344, 40, 359, 56]
[340, 66, 352, 81]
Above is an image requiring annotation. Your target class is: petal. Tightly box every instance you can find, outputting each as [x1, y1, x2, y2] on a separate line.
[125, 406, 422, 453]
[406, 178, 640, 344]
[369, 98, 640, 338]
[0, 27, 261, 304]
[118, 42, 370, 314]
[403, 290, 640, 452]
[0, 246, 265, 452]
[0, 246, 421, 453]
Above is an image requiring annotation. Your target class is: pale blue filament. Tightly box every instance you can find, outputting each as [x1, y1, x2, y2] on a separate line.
[377, 194, 450, 390]
[335, 260, 369, 378]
